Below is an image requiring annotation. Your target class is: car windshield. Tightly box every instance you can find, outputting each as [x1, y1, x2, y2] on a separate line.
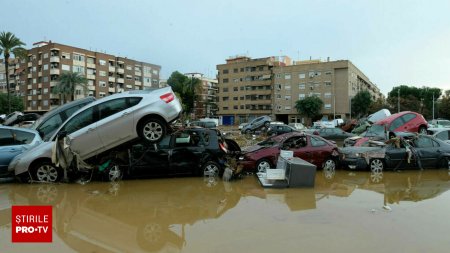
[440, 120, 450, 126]
[365, 124, 386, 138]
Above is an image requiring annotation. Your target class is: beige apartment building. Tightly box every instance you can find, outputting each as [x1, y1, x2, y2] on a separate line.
[216, 56, 382, 125]
[2, 40, 160, 112]
[184, 73, 218, 119]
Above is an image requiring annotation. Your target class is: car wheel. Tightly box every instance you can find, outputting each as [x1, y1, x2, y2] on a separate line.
[104, 162, 123, 182]
[256, 159, 271, 173]
[322, 158, 336, 171]
[370, 171, 384, 183]
[202, 161, 221, 177]
[419, 126, 427, 134]
[32, 161, 62, 183]
[439, 157, 450, 170]
[139, 118, 166, 143]
[370, 158, 384, 173]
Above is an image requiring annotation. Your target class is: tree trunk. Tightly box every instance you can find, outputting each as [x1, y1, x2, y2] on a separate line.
[4, 56, 11, 113]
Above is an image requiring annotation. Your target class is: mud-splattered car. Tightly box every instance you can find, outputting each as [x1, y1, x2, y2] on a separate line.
[340, 134, 450, 173]
[238, 132, 339, 173]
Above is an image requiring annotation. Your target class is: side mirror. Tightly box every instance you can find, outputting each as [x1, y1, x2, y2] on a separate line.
[57, 131, 67, 140]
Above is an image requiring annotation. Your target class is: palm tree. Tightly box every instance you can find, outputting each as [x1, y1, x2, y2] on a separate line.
[0, 31, 26, 113]
[52, 72, 88, 105]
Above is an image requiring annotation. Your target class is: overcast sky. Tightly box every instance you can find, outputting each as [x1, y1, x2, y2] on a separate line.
[3, 0, 450, 96]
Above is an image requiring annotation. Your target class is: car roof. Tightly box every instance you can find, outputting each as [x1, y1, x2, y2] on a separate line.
[375, 111, 416, 125]
[0, 125, 40, 135]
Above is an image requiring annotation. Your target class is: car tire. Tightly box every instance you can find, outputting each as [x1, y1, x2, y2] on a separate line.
[104, 162, 124, 182]
[322, 158, 336, 171]
[419, 126, 427, 134]
[256, 159, 271, 173]
[202, 161, 221, 177]
[439, 157, 450, 170]
[138, 117, 166, 143]
[369, 158, 384, 173]
[32, 161, 62, 183]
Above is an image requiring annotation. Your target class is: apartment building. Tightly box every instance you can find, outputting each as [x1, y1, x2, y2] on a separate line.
[4, 41, 160, 112]
[184, 73, 218, 119]
[216, 56, 382, 125]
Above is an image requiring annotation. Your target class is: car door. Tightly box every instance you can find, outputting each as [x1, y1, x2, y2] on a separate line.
[131, 136, 171, 176]
[169, 131, 203, 175]
[413, 136, 440, 167]
[289, 136, 312, 162]
[384, 143, 410, 168]
[58, 106, 102, 160]
[97, 97, 141, 150]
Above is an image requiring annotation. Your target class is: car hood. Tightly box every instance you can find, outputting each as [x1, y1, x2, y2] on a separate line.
[241, 144, 271, 154]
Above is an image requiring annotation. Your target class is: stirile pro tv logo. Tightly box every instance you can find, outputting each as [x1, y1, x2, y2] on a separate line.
[12, 206, 52, 243]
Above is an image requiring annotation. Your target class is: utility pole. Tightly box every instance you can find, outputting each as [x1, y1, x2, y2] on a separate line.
[397, 88, 400, 113]
[432, 92, 435, 120]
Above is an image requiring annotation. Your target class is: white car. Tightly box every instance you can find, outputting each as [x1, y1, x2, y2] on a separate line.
[9, 87, 182, 183]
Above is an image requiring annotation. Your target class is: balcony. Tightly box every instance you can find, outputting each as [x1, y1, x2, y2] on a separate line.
[50, 69, 60, 75]
[27, 62, 32, 67]
[126, 84, 132, 89]
[27, 85, 32, 89]
[108, 77, 115, 82]
[38, 83, 42, 88]
[117, 68, 124, 74]
[86, 63, 96, 69]
[87, 85, 96, 91]
[134, 71, 142, 76]
[50, 56, 60, 63]
[108, 87, 115, 92]
[27, 73, 32, 78]
[116, 78, 124, 83]
[135, 81, 142, 86]
[38, 95, 42, 100]
[38, 60, 42, 65]
[15, 86, 20, 91]
[87, 74, 96, 80]
[38, 72, 42, 77]
[50, 81, 58, 87]
[27, 96, 32, 101]
[109, 66, 115, 72]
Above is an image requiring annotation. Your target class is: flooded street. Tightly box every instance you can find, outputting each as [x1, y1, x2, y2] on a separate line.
[2, 169, 450, 253]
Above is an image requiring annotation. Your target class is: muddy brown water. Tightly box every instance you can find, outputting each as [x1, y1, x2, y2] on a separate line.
[2, 169, 450, 253]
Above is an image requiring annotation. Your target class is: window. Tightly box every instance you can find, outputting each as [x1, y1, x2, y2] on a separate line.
[43, 76, 49, 82]
[73, 53, 85, 62]
[285, 106, 291, 110]
[233, 87, 238, 91]
[223, 78, 229, 83]
[62, 64, 70, 71]
[99, 81, 106, 87]
[233, 68, 238, 73]
[285, 85, 291, 90]
[73, 65, 85, 74]
[87, 68, 96, 75]
[223, 107, 228, 110]
[324, 92, 332, 98]
[311, 137, 326, 147]
[61, 52, 71, 59]
[99, 60, 106, 66]
[233, 105, 238, 109]
[389, 117, 404, 131]
[325, 71, 332, 75]
[99, 71, 106, 77]
[285, 95, 291, 100]
[0, 129, 14, 146]
[223, 87, 228, 92]
[325, 81, 332, 86]
[413, 136, 434, 148]
[284, 73, 291, 79]
[87, 57, 95, 64]
[39, 114, 63, 140]
[43, 53, 49, 59]
[223, 97, 229, 101]
[233, 78, 239, 83]
[233, 97, 238, 101]
[126, 65, 132, 70]
[436, 131, 449, 141]
[276, 94, 281, 99]
[324, 104, 332, 109]
[299, 83, 305, 89]
[299, 94, 305, 100]
[223, 69, 229, 74]
[98, 98, 130, 120]
[61, 107, 94, 135]
[276, 73, 282, 79]
[299, 73, 306, 79]
[402, 113, 416, 123]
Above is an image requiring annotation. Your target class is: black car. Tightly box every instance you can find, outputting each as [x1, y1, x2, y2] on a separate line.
[267, 124, 297, 136]
[340, 134, 450, 172]
[103, 128, 240, 180]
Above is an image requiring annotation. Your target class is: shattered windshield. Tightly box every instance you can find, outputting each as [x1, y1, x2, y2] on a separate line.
[365, 124, 386, 138]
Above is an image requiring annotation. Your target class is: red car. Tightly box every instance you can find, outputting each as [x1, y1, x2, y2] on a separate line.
[344, 111, 428, 147]
[238, 132, 339, 172]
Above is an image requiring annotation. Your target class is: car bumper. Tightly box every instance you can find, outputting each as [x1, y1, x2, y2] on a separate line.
[340, 157, 369, 170]
[237, 160, 256, 171]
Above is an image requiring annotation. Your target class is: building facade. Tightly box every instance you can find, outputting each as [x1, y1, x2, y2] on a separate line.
[216, 56, 382, 125]
[3, 41, 161, 112]
[184, 73, 218, 119]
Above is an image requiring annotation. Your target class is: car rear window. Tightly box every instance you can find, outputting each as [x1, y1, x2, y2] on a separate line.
[13, 130, 35, 145]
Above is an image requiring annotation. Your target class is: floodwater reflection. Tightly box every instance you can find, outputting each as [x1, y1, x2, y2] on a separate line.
[1, 169, 450, 252]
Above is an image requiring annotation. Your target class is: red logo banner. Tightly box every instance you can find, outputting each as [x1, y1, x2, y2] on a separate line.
[12, 206, 52, 243]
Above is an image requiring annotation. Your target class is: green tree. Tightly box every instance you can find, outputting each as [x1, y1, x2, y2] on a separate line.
[0, 93, 24, 114]
[52, 72, 88, 105]
[351, 90, 373, 118]
[167, 71, 201, 116]
[0, 31, 27, 113]
[295, 96, 324, 126]
[387, 85, 442, 119]
[368, 97, 387, 114]
[438, 90, 450, 119]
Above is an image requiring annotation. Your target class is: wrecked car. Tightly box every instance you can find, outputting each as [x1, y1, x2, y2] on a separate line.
[340, 134, 450, 173]
[238, 132, 339, 173]
[312, 127, 355, 141]
[345, 111, 428, 147]
[102, 128, 241, 181]
[0, 126, 42, 178]
[9, 87, 182, 183]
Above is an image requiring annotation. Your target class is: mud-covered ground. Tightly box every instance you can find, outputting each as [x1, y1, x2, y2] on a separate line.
[2, 169, 450, 253]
